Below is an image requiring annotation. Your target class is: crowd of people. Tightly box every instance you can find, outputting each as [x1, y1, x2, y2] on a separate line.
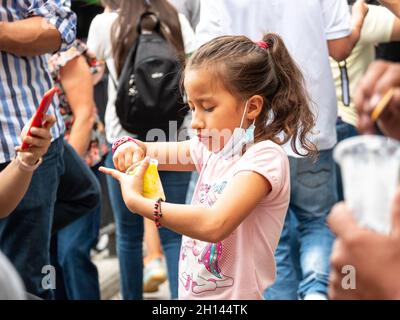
[0, 0, 400, 300]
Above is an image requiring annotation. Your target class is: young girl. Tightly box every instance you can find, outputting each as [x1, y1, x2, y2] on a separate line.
[100, 33, 316, 299]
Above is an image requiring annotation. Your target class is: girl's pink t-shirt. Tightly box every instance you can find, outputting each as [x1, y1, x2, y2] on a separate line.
[178, 137, 290, 300]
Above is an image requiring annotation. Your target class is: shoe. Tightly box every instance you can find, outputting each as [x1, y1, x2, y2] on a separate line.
[143, 257, 167, 293]
[303, 293, 328, 300]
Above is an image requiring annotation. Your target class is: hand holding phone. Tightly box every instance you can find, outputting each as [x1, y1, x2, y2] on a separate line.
[20, 86, 58, 150]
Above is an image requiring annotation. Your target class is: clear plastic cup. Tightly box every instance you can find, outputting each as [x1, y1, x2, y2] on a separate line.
[334, 135, 400, 234]
[126, 158, 166, 201]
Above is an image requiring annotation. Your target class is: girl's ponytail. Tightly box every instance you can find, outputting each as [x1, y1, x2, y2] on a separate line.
[256, 33, 316, 157]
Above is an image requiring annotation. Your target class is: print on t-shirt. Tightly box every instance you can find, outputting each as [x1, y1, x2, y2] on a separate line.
[179, 180, 234, 294]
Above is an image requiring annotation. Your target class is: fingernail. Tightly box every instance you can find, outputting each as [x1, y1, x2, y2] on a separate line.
[369, 94, 381, 109]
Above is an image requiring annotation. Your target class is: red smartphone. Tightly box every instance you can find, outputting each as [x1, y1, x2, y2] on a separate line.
[20, 86, 58, 150]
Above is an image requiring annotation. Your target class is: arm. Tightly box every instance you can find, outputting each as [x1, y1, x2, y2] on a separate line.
[0, 0, 76, 56]
[0, 161, 34, 218]
[0, 17, 61, 56]
[390, 15, 400, 41]
[0, 115, 55, 218]
[60, 55, 95, 157]
[380, 0, 400, 18]
[113, 140, 195, 173]
[100, 158, 271, 243]
[328, 0, 369, 62]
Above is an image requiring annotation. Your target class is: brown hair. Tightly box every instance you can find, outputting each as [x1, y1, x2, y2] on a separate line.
[185, 33, 317, 157]
[111, 0, 185, 77]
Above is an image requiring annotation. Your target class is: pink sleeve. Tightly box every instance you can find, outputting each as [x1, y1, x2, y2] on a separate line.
[189, 137, 210, 173]
[234, 141, 289, 200]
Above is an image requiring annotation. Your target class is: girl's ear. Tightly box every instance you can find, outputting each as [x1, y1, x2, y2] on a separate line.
[247, 95, 264, 120]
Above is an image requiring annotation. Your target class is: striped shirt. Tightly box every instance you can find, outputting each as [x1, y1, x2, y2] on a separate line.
[0, 0, 76, 164]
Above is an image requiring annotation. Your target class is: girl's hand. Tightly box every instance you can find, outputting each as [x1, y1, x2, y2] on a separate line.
[100, 157, 150, 209]
[15, 114, 55, 165]
[113, 141, 146, 173]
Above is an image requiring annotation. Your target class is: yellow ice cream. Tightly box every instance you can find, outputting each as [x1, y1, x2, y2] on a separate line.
[126, 159, 166, 201]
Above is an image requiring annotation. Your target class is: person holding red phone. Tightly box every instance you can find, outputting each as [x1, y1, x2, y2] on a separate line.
[0, 114, 56, 219]
[0, 113, 56, 300]
[0, 0, 76, 300]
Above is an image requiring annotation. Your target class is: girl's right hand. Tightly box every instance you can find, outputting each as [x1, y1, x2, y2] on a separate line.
[113, 141, 146, 173]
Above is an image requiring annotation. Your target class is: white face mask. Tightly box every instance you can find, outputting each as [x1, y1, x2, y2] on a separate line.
[217, 100, 256, 159]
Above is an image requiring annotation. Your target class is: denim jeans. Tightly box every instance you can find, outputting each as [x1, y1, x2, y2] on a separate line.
[336, 118, 359, 202]
[105, 151, 190, 299]
[50, 142, 102, 300]
[0, 137, 64, 299]
[265, 149, 338, 299]
[185, 171, 199, 204]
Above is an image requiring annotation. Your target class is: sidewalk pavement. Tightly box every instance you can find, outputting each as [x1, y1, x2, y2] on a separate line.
[93, 251, 170, 300]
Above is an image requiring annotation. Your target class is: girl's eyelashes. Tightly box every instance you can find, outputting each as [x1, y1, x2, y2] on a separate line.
[186, 103, 215, 113]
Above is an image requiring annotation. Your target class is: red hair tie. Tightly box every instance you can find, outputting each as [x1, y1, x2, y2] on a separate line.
[255, 40, 270, 50]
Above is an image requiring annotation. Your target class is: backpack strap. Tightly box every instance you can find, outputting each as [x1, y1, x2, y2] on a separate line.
[136, 11, 161, 35]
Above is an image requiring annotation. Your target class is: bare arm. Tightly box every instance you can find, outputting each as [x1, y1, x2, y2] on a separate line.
[328, 0, 369, 62]
[0, 161, 33, 218]
[0, 17, 61, 56]
[0, 115, 55, 218]
[390, 16, 400, 41]
[113, 140, 195, 173]
[60, 55, 95, 157]
[100, 160, 271, 243]
[380, 0, 400, 18]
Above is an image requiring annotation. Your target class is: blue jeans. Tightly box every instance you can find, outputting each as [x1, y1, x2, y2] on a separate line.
[105, 151, 190, 299]
[185, 171, 199, 204]
[0, 137, 64, 299]
[265, 149, 338, 299]
[50, 142, 102, 300]
[336, 118, 359, 201]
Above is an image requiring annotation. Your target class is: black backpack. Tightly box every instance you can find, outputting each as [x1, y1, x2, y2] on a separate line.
[115, 12, 186, 141]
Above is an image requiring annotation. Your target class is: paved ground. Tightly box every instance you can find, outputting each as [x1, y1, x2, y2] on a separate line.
[93, 251, 170, 300]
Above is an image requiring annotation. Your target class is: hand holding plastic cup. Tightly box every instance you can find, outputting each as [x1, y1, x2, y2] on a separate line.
[126, 158, 166, 201]
[334, 135, 400, 234]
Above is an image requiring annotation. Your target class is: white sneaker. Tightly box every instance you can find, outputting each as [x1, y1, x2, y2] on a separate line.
[303, 293, 328, 300]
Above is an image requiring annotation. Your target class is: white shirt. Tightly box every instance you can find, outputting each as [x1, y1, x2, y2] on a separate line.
[330, 5, 395, 126]
[87, 12, 196, 144]
[196, 0, 351, 156]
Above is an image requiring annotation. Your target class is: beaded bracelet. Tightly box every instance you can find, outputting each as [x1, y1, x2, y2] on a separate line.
[153, 198, 163, 228]
[111, 136, 139, 154]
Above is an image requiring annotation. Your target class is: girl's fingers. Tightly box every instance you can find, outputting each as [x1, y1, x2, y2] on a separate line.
[117, 154, 126, 173]
[133, 156, 150, 177]
[99, 166, 123, 181]
[124, 151, 133, 173]
[112, 153, 120, 171]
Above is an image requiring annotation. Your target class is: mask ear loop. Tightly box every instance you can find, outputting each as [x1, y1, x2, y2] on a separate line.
[239, 101, 249, 129]
[239, 101, 256, 129]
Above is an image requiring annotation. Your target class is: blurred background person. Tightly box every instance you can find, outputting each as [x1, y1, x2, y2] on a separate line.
[87, 0, 196, 299]
[48, 39, 109, 300]
[0, 0, 76, 299]
[331, 0, 400, 201]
